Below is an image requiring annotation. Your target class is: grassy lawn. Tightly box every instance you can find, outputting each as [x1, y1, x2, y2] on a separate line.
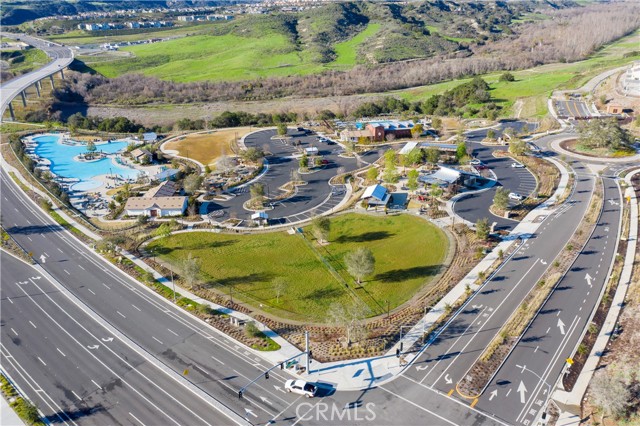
[164, 127, 253, 166]
[148, 213, 449, 322]
[0, 122, 44, 133]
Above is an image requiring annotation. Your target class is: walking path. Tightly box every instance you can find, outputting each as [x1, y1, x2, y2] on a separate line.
[553, 168, 639, 424]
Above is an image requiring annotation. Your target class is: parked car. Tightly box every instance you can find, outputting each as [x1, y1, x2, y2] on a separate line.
[285, 380, 318, 398]
[469, 159, 483, 166]
[326, 140, 336, 145]
[511, 162, 525, 168]
[509, 192, 525, 201]
[321, 159, 329, 165]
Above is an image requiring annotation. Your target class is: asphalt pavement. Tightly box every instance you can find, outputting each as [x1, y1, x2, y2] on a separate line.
[1, 251, 231, 426]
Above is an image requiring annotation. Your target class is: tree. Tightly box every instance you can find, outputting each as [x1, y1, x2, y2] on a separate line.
[250, 183, 265, 201]
[181, 253, 200, 290]
[277, 122, 288, 136]
[241, 147, 264, 163]
[577, 118, 632, 150]
[366, 167, 378, 183]
[86, 140, 97, 156]
[456, 141, 467, 161]
[154, 223, 172, 239]
[311, 216, 331, 243]
[407, 169, 419, 191]
[431, 117, 442, 131]
[493, 187, 509, 211]
[272, 277, 287, 304]
[425, 147, 439, 165]
[344, 247, 375, 284]
[590, 370, 631, 422]
[411, 123, 424, 139]
[499, 72, 515, 82]
[487, 129, 496, 140]
[183, 173, 203, 195]
[299, 153, 309, 169]
[509, 139, 528, 156]
[328, 301, 371, 346]
[475, 218, 490, 240]
[384, 148, 397, 167]
[406, 148, 424, 165]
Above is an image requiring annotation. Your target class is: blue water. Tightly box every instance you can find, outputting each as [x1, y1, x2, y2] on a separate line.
[33, 134, 140, 190]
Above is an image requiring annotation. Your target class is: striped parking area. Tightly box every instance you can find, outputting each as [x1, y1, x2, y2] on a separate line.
[508, 167, 537, 206]
[271, 185, 346, 225]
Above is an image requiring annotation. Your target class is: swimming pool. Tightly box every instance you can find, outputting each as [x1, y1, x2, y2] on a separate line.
[33, 134, 141, 191]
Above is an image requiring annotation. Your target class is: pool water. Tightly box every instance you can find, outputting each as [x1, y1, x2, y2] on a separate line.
[33, 134, 140, 190]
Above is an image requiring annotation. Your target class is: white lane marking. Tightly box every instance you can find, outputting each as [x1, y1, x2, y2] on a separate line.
[116, 311, 126, 318]
[38, 356, 47, 366]
[102, 283, 110, 289]
[152, 336, 163, 345]
[78, 265, 85, 270]
[87, 288, 96, 295]
[211, 355, 225, 365]
[378, 387, 458, 426]
[72, 390, 82, 400]
[546, 327, 550, 334]
[506, 388, 512, 397]
[57, 348, 66, 357]
[27, 236, 32, 241]
[91, 379, 102, 390]
[534, 346, 538, 353]
[6, 297, 13, 304]
[132, 304, 141, 311]
[64, 269, 70, 275]
[11, 328, 18, 335]
[167, 329, 179, 337]
[129, 412, 147, 426]
[43, 252, 49, 257]
[29, 320, 37, 328]
[57, 248, 63, 253]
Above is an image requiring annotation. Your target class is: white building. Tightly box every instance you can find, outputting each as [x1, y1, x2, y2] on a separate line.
[124, 196, 187, 217]
[623, 61, 640, 97]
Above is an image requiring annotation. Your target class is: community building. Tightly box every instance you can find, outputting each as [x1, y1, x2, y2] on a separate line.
[360, 184, 391, 208]
[124, 196, 187, 217]
[419, 166, 476, 187]
[340, 120, 418, 143]
[130, 148, 153, 163]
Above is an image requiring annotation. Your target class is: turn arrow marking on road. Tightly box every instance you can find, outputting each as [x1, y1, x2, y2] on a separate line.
[415, 365, 429, 371]
[517, 381, 528, 404]
[260, 396, 272, 405]
[585, 273, 593, 287]
[489, 390, 498, 401]
[557, 318, 566, 335]
[444, 374, 453, 384]
[101, 337, 114, 342]
[87, 345, 100, 350]
[245, 408, 257, 418]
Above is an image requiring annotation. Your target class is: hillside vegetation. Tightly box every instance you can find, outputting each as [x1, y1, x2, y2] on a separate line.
[85, 1, 534, 82]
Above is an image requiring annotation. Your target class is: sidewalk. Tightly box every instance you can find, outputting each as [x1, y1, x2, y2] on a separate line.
[552, 168, 639, 425]
[0, 396, 27, 426]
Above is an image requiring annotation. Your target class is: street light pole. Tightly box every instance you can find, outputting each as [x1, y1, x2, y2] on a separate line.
[170, 266, 176, 304]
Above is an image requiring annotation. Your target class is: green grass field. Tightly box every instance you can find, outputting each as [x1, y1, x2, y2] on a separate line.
[148, 213, 448, 322]
[88, 22, 383, 82]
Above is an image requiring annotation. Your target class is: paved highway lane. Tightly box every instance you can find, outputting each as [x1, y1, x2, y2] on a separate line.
[478, 176, 623, 426]
[1, 252, 232, 426]
[400, 170, 595, 398]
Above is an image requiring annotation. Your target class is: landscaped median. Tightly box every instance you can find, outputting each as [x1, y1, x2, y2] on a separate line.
[1, 373, 43, 426]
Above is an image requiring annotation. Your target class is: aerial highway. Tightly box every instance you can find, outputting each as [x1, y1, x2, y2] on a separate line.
[0, 33, 74, 119]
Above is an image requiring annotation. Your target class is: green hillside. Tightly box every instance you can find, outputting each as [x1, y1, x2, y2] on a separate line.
[83, 1, 535, 83]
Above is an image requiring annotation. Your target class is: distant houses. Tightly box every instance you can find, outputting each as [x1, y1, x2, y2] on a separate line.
[177, 14, 233, 22]
[78, 20, 173, 31]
